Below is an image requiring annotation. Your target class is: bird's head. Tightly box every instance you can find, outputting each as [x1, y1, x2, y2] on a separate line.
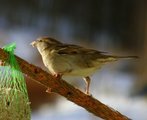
[30, 37, 61, 48]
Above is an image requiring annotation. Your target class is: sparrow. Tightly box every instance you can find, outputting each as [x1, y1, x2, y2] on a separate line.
[31, 37, 138, 95]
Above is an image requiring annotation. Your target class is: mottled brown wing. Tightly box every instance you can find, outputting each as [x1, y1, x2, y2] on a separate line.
[54, 44, 106, 55]
[53, 44, 110, 68]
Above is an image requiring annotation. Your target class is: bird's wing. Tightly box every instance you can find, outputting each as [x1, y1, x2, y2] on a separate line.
[53, 44, 105, 55]
[50, 44, 117, 68]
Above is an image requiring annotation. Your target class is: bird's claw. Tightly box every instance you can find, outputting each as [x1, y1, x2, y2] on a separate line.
[53, 73, 62, 80]
[46, 87, 52, 93]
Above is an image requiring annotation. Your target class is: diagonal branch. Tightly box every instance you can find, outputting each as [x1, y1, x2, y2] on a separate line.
[0, 48, 130, 120]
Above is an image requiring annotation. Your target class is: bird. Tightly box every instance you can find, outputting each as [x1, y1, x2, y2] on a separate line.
[30, 37, 138, 95]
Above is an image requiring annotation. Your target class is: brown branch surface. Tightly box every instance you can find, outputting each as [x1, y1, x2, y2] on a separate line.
[0, 48, 130, 120]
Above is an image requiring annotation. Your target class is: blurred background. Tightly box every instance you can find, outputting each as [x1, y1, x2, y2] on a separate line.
[0, 0, 146, 120]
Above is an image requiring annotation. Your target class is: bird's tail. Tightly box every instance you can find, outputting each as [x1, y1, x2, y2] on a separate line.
[97, 55, 138, 63]
[111, 55, 139, 59]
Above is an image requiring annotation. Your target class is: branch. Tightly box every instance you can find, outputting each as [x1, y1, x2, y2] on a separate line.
[0, 48, 131, 120]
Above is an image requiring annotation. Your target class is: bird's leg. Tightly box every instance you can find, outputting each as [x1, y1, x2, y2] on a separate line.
[46, 73, 62, 93]
[83, 76, 91, 95]
[53, 73, 62, 80]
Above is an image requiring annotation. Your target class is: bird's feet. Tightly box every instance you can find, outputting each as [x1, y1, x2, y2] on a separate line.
[85, 89, 92, 96]
[85, 90, 90, 95]
[53, 73, 62, 80]
[46, 87, 52, 93]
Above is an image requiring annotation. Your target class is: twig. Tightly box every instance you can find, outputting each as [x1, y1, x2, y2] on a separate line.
[0, 48, 131, 120]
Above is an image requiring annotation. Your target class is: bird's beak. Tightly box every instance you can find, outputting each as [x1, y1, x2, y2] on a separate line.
[30, 41, 37, 47]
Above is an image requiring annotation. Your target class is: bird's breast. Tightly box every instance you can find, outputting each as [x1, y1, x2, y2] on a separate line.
[42, 53, 72, 75]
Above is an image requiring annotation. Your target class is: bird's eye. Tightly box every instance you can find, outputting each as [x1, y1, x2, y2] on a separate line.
[39, 40, 42, 42]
